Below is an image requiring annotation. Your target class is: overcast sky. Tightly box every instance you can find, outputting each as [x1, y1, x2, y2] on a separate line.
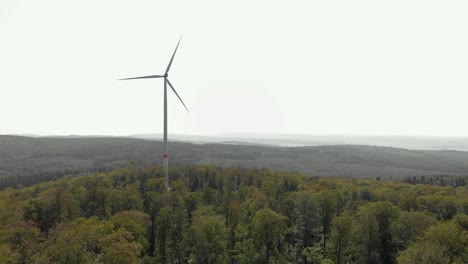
[1, 0, 467, 137]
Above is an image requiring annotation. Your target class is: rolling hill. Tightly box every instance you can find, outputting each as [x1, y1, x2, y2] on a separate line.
[1, 135, 468, 188]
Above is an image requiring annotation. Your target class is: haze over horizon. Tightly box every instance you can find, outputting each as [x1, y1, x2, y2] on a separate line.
[7, 132, 468, 139]
[2, 0, 468, 137]
[4, 132, 468, 152]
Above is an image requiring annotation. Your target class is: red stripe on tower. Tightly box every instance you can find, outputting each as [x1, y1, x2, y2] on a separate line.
[163, 153, 168, 158]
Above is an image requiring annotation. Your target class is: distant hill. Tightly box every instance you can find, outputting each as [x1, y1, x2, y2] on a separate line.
[129, 133, 468, 151]
[14, 133, 468, 150]
[1, 135, 468, 188]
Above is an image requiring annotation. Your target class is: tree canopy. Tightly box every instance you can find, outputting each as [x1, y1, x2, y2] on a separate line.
[0, 164, 466, 263]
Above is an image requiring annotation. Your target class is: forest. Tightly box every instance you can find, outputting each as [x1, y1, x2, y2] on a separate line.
[0, 165, 467, 263]
[4, 135, 468, 191]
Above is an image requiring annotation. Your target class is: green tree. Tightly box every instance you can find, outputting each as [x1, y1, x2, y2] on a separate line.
[108, 187, 143, 214]
[397, 239, 450, 264]
[227, 200, 242, 263]
[185, 206, 228, 264]
[302, 245, 334, 264]
[292, 191, 320, 262]
[251, 208, 287, 264]
[156, 198, 187, 263]
[370, 201, 400, 264]
[0, 243, 15, 264]
[398, 220, 468, 264]
[351, 204, 380, 264]
[110, 210, 150, 253]
[4, 221, 43, 264]
[316, 190, 336, 247]
[234, 237, 260, 264]
[418, 195, 459, 220]
[329, 211, 353, 264]
[99, 229, 143, 264]
[37, 217, 114, 263]
[390, 211, 435, 251]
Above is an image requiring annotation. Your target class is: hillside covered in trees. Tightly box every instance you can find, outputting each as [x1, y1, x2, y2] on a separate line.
[3, 135, 468, 189]
[0, 165, 466, 263]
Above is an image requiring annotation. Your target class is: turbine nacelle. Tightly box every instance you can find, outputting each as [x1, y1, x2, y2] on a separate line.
[118, 36, 188, 113]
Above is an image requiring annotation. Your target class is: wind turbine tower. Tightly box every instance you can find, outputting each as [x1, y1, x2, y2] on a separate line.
[119, 37, 189, 189]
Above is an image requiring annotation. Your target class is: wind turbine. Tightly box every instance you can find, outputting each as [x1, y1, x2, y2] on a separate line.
[119, 37, 189, 189]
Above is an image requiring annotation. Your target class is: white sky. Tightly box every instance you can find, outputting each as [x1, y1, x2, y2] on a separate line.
[1, 0, 467, 137]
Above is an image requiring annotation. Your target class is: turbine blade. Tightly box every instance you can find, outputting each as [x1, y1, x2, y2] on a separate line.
[165, 36, 182, 75]
[118, 75, 164, 80]
[166, 79, 189, 113]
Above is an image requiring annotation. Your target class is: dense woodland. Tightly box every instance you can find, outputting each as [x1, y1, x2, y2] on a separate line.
[4, 135, 468, 189]
[0, 165, 467, 263]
